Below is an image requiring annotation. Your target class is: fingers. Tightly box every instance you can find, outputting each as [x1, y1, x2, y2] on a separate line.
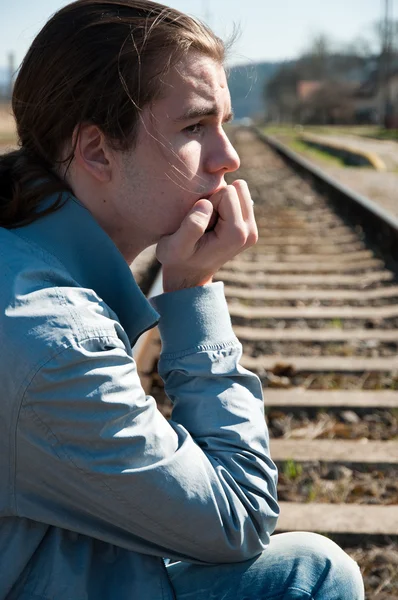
[214, 182, 258, 248]
[231, 180, 252, 221]
[156, 180, 257, 293]
[156, 199, 213, 263]
[213, 187, 246, 246]
[230, 180, 258, 247]
[180, 200, 214, 247]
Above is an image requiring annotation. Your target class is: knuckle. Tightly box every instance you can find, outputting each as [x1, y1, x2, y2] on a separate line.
[247, 229, 258, 246]
[232, 226, 248, 247]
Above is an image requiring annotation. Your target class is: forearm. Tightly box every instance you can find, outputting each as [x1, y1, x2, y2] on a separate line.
[151, 282, 279, 533]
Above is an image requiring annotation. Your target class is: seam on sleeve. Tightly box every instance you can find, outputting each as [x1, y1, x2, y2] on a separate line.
[54, 285, 85, 337]
[161, 339, 240, 361]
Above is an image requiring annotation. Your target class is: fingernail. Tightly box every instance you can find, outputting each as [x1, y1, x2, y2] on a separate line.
[194, 202, 212, 216]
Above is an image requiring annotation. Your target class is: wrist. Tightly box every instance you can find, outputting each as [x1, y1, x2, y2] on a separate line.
[162, 271, 213, 293]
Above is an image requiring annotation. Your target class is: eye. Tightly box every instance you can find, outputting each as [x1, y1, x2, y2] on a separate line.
[184, 122, 204, 134]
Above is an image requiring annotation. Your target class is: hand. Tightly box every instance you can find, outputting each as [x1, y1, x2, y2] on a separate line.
[156, 180, 258, 293]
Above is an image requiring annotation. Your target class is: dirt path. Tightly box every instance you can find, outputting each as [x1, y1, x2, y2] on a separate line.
[321, 166, 398, 219]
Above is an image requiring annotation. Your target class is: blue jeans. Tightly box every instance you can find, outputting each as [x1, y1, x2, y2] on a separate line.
[166, 532, 365, 599]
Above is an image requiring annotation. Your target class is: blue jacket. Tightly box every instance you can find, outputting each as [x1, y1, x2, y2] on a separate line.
[0, 194, 279, 599]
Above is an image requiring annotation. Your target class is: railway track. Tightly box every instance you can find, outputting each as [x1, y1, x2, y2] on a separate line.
[134, 128, 398, 598]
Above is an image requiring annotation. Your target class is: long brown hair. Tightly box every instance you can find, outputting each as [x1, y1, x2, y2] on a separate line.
[0, 0, 226, 228]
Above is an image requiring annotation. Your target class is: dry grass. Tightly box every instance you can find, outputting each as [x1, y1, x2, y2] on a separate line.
[267, 408, 397, 440]
[278, 461, 398, 505]
[348, 544, 398, 598]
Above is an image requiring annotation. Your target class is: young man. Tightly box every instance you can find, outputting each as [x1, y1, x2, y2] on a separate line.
[0, 1, 364, 598]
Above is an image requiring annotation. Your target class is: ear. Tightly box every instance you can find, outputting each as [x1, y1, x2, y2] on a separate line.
[73, 123, 113, 183]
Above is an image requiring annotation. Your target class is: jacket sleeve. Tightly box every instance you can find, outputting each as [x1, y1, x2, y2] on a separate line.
[15, 282, 279, 564]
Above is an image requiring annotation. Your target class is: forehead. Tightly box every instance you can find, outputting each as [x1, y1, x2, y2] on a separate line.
[156, 52, 231, 116]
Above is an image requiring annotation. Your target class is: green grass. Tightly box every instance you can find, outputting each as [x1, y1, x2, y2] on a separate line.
[362, 128, 398, 141]
[283, 459, 303, 481]
[289, 138, 347, 167]
[306, 484, 317, 503]
[303, 125, 379, 137]
[263, 123, 398, 142]
[330, 318, 343, 329]
[262, 124, 304, 136]
[263, 124, 379, 136]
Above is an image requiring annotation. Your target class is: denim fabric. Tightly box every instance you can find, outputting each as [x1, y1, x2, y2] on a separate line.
[167, 532, 365, 599]
[0, 194, 279, 599]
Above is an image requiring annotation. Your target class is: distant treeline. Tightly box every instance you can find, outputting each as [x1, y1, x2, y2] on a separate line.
[228, 62, 285, 120]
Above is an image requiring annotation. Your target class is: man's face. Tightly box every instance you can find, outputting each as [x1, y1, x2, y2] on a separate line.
[114, 51, 240, 248]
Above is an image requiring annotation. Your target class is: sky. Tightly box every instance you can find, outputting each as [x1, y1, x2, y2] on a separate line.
[0, 0, 396, 71]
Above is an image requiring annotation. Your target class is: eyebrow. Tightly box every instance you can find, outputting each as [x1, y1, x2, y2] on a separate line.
[174, 105, 234, 123]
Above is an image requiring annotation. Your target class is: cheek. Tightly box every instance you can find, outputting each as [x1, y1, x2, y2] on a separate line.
[172, 142, 202, 178]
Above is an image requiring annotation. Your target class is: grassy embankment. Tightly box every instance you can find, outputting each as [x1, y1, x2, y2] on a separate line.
[262, 124, 398, 168]
[261, 123, 398, 168]
[303, 124, 398, 142]
[261, 125, 347, 167]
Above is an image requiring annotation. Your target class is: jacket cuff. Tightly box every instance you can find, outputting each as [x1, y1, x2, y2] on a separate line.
[150, 282, 237, 355]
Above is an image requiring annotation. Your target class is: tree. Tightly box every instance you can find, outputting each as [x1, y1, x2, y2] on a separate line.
[299, 81, 356, 125]
[264, 32, 372, 124]
[265, 63, 300, 122]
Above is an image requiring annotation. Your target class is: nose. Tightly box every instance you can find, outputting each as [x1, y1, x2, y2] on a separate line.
[206, 127, 240, 174]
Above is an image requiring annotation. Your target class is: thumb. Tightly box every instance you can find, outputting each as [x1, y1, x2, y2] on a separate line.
[171, 200, 213, 254]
